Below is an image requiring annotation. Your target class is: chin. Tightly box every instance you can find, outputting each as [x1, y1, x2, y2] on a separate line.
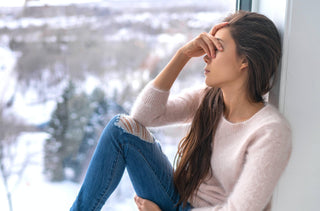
[205, 78, 217, 88]
[205, 76, 226, 88]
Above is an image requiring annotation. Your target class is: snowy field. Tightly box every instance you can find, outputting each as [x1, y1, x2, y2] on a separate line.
[0, 132, 80, 211]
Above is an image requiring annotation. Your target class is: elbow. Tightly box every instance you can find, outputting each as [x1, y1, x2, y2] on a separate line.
[130, 108, 154, 126]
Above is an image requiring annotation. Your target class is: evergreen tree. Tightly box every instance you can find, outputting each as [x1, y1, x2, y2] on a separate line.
[44, 82, 127, 182]
[44, 81, 92, 181]
[44, 82, 73, 181]
[64, 87, 127, 182]
[65, 87, 109, 182]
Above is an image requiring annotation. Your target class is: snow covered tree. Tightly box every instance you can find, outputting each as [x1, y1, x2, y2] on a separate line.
[64, 87, 109, 182]
[0, 107, 32, 211]
[44, 81, 127, 182]
[44, 81, 92, 181]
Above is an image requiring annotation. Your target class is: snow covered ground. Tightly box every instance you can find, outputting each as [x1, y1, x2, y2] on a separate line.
[0, 132, 81, 211]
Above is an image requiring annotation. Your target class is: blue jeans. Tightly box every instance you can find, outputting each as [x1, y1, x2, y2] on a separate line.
[70, 115, 192, 211]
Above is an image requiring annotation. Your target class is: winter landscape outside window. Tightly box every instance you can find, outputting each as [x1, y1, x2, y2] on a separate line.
[0, 0, 235, 210]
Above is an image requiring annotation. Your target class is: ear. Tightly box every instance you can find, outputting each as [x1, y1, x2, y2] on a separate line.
[240, 56, 248, 71]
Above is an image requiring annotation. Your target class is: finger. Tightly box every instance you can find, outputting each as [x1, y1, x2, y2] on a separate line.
[198, 39, 212, 58]
[201, 33, 217, 57]
[209, 22, 229, 35]
[207, 34, 223, 52]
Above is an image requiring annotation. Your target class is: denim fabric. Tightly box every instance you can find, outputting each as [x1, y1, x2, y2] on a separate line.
[70, 115, 192, 211]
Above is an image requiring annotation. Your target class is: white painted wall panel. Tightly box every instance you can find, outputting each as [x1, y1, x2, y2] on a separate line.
[253, 0, 320, 210]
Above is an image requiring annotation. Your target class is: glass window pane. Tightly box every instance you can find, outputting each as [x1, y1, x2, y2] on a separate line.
[0, 1, 235, 210]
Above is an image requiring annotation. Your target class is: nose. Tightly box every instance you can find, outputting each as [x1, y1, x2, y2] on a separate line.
[203, 55, 211, 63]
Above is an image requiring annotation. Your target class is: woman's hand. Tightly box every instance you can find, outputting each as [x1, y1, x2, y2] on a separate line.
[150, 22, 228, 91]
[180, 22, 229, 59]
[134, 195, 162, 211]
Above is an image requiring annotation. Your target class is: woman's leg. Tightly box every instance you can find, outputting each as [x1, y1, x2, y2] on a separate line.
[70, 114, 190, 211]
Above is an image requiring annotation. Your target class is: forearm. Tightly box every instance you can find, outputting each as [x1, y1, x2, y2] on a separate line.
[153, 48, 190, 91]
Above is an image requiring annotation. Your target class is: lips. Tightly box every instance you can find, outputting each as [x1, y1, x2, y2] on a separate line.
[204, 69, 210, 74]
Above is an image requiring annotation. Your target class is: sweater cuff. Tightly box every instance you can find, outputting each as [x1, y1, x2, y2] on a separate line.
[149, 81, 171, 94]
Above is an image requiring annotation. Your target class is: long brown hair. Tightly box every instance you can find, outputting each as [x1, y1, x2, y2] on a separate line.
[173, 11, 282, 207]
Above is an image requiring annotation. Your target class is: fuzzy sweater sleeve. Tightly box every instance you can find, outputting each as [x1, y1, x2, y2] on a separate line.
[191, 122, 292, 211]
[130, 81, 205, 127]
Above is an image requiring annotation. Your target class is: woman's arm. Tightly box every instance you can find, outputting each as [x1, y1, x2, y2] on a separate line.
[131, 22, 228, 126]
[152, 49, 190, 91]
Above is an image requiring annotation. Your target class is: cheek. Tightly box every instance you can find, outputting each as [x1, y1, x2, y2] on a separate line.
[213, 53, 238, 74]
[206, 53, 242, 86]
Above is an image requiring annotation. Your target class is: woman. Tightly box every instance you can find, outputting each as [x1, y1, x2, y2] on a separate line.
[71, 11, 291, 211]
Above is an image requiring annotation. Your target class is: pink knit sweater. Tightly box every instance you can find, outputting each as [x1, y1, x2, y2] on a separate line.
[130, 82, 292, 211]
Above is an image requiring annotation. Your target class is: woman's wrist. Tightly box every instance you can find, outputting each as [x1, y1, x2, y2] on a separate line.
[178, 46, 192, 59]
[177, 48, 192, 64]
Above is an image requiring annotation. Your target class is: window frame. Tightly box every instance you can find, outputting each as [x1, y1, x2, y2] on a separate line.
[236, 0, 252, 11]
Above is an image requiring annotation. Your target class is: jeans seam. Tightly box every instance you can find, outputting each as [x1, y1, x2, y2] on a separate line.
[92, 150, 122, 211]
[123, 136, 177, 207]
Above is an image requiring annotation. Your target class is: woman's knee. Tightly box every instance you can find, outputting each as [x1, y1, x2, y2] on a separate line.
[114, 114, 155, 143]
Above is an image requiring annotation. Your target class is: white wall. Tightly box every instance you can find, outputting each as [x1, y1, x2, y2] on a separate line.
[253, 0, 320, 210]
[252, 0, 287, 107]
